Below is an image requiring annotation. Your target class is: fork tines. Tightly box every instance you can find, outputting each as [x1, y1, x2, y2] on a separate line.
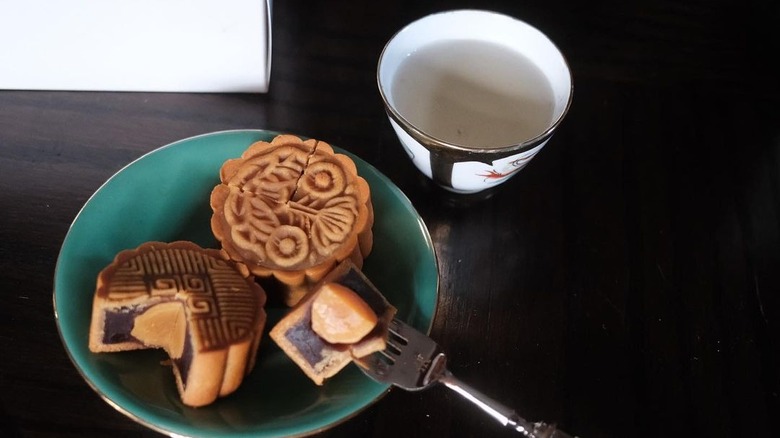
[379, 319, 408, 362]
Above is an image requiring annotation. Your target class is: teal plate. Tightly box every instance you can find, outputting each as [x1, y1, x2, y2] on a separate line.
[53, 130, 439, 437]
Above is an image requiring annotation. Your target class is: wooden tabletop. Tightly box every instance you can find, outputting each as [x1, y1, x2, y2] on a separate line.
[2, 1, 778, 437]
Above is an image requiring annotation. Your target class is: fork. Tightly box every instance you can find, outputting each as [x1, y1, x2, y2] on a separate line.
[356, 318, 578, 438]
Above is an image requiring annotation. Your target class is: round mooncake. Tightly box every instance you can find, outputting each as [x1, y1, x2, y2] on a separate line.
[210, 134, 374, 306]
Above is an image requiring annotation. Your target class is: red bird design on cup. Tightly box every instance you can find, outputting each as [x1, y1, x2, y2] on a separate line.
[478, 154, 534, 182]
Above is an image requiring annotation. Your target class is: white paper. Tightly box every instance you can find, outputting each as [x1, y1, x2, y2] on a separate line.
[0, 0, 271, 92]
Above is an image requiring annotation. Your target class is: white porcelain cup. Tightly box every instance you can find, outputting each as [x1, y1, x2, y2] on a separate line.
[378, 10, 573, 194]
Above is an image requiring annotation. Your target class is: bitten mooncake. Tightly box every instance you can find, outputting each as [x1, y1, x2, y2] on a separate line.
[270, 259, 396, 385]
[88, 241, 267, 407]
[210, 134, 374, 306]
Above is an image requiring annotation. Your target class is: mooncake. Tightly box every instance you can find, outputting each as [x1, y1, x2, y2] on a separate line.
[270, 259, 396, 385]
[88, 241, 267, 407]
[210, 134, 374, 306]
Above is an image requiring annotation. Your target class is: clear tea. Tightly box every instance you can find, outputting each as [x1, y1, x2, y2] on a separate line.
[390, 39, 555, 149]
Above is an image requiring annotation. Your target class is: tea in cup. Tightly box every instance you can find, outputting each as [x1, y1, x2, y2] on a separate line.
[378, 10, 573, 193]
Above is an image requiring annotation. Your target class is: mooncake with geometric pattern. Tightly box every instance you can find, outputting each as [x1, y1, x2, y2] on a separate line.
[88, 241, 267, 407]
[210, 134, 374, 307]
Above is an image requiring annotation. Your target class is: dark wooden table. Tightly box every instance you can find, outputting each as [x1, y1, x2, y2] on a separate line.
[2, 1, 778, 437]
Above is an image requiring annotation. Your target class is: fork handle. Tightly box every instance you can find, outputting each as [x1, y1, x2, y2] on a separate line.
[438, 370, 577, 438]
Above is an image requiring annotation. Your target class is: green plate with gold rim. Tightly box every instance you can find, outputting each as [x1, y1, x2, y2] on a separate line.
[53, 130, 439, 437]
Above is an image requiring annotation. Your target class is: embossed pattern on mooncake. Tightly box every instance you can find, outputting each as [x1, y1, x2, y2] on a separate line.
[100, 244, 260, 350]
[88, 241, 267, 407]
[210, 135, 374, 305]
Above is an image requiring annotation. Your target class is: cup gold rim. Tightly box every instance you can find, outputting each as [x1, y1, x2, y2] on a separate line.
[376, 9, 574, 157]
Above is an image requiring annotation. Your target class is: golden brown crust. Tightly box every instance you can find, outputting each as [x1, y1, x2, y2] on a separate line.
[88, 241, 267, 407]
[210, 135, 374, 306]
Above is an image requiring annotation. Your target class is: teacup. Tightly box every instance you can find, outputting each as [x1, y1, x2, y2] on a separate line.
[378, 10, 573, 194]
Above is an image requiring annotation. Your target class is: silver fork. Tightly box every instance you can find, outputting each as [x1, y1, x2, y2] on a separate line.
[356, 318, 578, 438]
